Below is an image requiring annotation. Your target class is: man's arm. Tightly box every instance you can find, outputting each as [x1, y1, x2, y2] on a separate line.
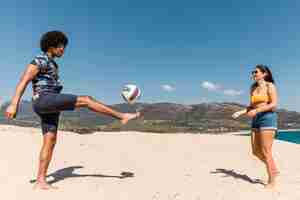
[5, 64, 39, 119]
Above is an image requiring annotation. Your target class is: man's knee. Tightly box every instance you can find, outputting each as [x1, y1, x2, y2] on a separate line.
[77, 95, 94, 107]
[43, 133, 57, 147]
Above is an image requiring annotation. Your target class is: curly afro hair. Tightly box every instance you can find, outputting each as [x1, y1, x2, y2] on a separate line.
[40, 31, 69, 52]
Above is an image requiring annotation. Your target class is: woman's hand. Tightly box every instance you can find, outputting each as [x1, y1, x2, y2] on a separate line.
[232, 111, 242, 119]
[232, 109, 247, 119]
[246, 109, 257, 118]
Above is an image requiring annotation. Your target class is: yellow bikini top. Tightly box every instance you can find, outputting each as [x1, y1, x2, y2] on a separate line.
[251, 94, 270, 104]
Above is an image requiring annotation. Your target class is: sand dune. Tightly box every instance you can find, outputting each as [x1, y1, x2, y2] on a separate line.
[1, 125, 300, 200]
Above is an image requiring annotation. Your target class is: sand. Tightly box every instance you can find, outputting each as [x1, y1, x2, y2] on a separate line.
[1, 125, 300, 200]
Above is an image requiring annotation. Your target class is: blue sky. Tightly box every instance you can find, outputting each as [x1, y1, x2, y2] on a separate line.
[1, 0, 300, 111]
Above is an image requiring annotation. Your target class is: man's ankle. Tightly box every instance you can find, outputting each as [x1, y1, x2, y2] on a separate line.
[36, 177, 47, 183]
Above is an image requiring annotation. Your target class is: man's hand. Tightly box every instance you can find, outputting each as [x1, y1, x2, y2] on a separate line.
[5, 104, 18, 119]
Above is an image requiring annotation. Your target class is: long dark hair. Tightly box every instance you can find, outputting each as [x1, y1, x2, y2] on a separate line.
[251, 64, 275, 92]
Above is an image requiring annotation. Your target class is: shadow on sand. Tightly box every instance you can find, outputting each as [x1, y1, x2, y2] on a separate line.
[211, 168, 264, 185]
[30, 166, 135, 184]
[232, 133, 251, 136]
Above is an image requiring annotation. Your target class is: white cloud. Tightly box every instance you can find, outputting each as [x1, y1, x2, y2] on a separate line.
[201, 81, 220, 91]
[201, 81, 243, 97]
[223, 89, 243, 96]
[161, 84, 176, 92]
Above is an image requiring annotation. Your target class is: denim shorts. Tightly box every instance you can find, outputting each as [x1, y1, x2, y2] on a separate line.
[251, 111, 278, 130]
[32, 92, 77, 135]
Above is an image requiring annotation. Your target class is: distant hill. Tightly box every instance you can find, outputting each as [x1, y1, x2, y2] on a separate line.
[1, 101, 300, 134]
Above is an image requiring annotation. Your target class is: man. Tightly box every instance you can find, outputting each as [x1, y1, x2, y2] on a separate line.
[5, 31, 140, 190]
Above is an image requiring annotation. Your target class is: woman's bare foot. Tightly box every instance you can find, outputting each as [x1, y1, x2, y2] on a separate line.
[264, 174, 279, 190]
[121, 112, 140, 125]
[33, 181, 58, 190]
[273, 171, 280, 178]
[264, 181, 276, 190]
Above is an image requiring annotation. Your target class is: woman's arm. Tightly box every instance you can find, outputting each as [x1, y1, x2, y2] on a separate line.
[232, 89, 253, 119]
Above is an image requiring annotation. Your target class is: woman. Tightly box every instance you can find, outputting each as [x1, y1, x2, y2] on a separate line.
[232, 64, 279, 189]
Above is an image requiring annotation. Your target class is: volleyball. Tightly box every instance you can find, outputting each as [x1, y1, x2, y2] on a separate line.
[121, 84, 141, 104]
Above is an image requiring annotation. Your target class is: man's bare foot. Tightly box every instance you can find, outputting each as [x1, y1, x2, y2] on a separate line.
[121, 112, 140, 125]
[33, 182, 58, 190]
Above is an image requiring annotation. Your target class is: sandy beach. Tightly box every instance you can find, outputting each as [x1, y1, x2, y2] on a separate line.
[1, 125, 300, 200]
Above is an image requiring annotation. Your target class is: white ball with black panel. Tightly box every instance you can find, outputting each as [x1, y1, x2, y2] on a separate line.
[121, 84, 141, 104]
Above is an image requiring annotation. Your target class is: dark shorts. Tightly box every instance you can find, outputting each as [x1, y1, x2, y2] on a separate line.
[32, 92, 77, 135]
[251, 111, 278, 131]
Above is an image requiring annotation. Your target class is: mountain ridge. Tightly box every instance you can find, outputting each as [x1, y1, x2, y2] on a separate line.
[1, 101, 299, 134]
